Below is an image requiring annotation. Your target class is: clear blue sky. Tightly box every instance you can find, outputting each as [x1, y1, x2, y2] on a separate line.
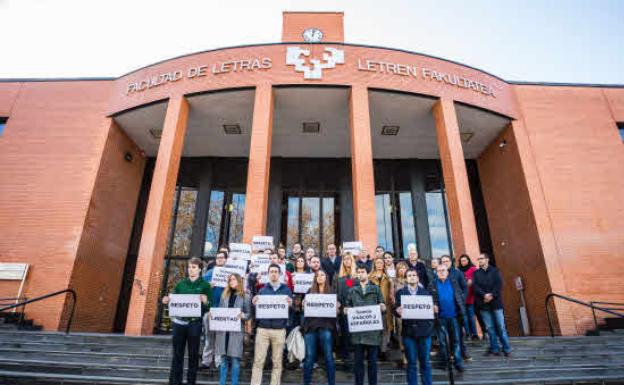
[1, 0, 622, 84]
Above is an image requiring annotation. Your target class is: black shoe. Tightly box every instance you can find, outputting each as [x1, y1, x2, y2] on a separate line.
[378, 352, 388, 361]
[199, 363, 211, 370]
[483, 351, 501, 357]
[462, 352, 472, 361]
[504, 352, 512, 358]
[454, 364, 465, 372]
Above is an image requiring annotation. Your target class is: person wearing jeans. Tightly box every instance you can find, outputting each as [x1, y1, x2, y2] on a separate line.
[346, 265, 386, 385]
[458, 254, 479, 340]
[301, 269, 337, 385]
[428, 264, 466, 372]
[473, 253, 512, 356]
[394, 269, 434, 385]
[213, 273, 250, 385]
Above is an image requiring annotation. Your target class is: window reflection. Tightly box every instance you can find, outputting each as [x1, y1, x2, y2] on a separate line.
[286, 197, 300, 252]
[375, 193, 393, 253]
[322, 197, 335, 252]
[399, 192, 417, 257]
[426, 190, 452, 257]
[171, 187, 198, 256]
[228, 193, 245, 244]
[301, 197, 321, 253]
[204, 190, 224, 256]
[285, 195, 335, 257]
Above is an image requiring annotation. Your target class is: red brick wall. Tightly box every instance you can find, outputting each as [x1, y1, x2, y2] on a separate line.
[0, 80, 113, 331]
[282, 12, 344, 42]
[511, 85, 624, 335]
[62, 122, 145, 332]
[478, 125, 553, 336]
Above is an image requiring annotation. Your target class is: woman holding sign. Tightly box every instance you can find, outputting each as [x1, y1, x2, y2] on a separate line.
[370, 257, 395, 361]
[301, 269, 338, 385]
[212, 273, 250, 385]
[292, 255, 311, 329]
[335, 252, 357, 366]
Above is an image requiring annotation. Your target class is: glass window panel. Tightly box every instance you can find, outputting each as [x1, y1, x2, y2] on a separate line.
[286, 197, 300, 252]
[171, 188, 197, 257]
[426, 190, 451, 258]
[376, 193, 393, 253]
[204, 190, 224, 257]
[301, 197, 320, 253]
[322, 197, 335, 254]
[228, 193, 246, 244]
[399, 192, 417, 258]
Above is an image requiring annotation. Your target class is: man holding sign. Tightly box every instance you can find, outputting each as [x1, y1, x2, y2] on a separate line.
[251, 263, 293, 385]
[345, 265, 386, 385]
[394, 269, 435, 385]
[162, 257, 212, 385]
[201, 251, 227, 369]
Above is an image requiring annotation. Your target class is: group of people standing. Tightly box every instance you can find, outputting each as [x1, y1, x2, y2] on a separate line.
[163, 242, 512, 385]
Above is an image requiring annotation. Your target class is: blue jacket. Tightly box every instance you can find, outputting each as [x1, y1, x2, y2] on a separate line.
[255, 283, 293, 330]
[394, 286, 435, 338]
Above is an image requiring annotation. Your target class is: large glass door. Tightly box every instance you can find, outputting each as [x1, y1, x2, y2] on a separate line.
[203, 190, 246, 257]
[283, 193, 337, 257]
[375, 191, 417, 258]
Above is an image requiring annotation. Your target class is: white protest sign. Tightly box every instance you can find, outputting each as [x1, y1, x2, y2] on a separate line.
[347, 304, 383, 332]
[251, 254, 271, 273]
[258, 269, 286, 284]
[224, 259, 248, 277]
[304, 294, 337, 318]
[293, 273, 315, 294]
[229, 243, 252, 260]
[252, 235, 274, 251]
[255, 295, 289, 319]
[168, 294, 202, 318]
[0, 263, 28, 280]
[209, 307, 242, 332]
[343, 241, 362, 256]
[401, 295, 434, 320]
[386, 269, 396, 279]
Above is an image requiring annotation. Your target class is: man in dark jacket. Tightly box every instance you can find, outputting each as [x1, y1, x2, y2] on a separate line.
[428, 264, 466, 372]
[473, 253, 512, 357]
[251, 264, 293, 385]
[395, 269, 434, 385]
[321, 243, 342, 282]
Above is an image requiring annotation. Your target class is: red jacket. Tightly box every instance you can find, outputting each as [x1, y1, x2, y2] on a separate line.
[463, 266, 478, 305]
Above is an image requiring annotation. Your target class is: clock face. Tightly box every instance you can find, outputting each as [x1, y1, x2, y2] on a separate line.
[302, 28, 323, 43]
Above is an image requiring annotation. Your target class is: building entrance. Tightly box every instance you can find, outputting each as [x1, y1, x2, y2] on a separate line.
[283, 193, 337, 257]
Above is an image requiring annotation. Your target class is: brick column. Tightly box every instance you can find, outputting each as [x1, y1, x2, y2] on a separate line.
[125, 95, 189, 335]
[432, 98, 480, 260]
[242, 83, 274, 243]
[349, 85, 378, 252]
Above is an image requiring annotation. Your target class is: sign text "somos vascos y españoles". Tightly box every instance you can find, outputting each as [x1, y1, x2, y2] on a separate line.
[125, 57, 272, 95]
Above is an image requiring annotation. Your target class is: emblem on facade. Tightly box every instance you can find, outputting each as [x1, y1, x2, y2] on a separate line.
[286, 46, 345, 80]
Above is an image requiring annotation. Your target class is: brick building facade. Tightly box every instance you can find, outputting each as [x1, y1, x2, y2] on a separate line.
[0, 12, 622, 337]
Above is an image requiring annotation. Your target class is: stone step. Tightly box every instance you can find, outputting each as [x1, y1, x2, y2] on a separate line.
[1, 369, 624, 385]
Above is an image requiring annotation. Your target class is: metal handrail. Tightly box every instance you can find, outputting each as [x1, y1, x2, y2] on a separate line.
[0, 289, 76, 334]
[545, 293, 624, 337]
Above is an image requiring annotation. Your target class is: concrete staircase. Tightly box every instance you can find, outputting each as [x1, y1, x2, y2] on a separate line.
[0, 329, 623, 385]
[0, 311, 42, 331]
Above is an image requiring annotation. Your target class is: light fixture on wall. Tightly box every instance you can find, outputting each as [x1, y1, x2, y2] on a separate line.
[460, 132, 474, 143]
[149, 129, 162, 139]
[223, 124, 242, 135]
[381, 125, 400, 136]
[302, 122, 320, 133]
